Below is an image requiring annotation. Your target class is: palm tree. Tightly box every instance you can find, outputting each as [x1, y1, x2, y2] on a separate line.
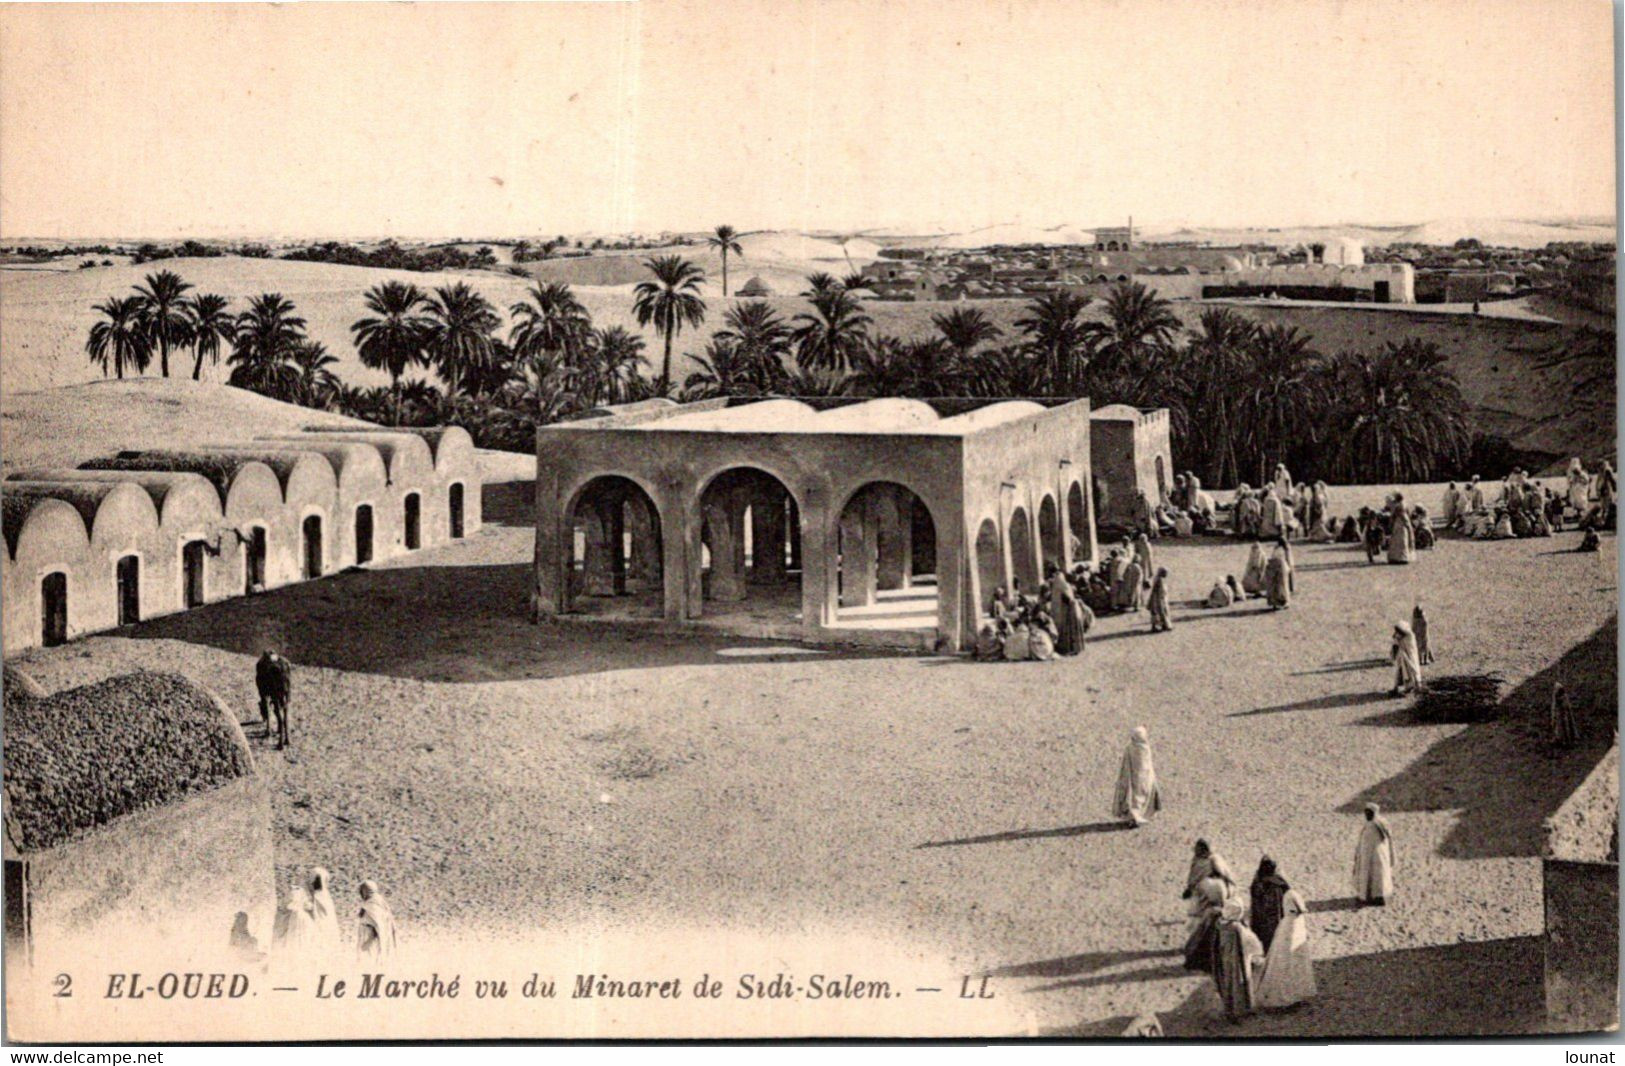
[351, 281, 431, 421]
[133, 269, 194, 377]
[1015, 290, 1091, 394]
[1182, 307, 1258, 487]
[423, 282, 501, 398]
[1238, 323, 1325, 485]
[227, 293, 306, 400]
[779, 365, 847, 397]
[683, 338, 763, 400]
[841, 272, 870, 292]
[85, 296, 152, 379]
[590, 326, 648, 405]
[933, 306, 1002, 361]
[290, 341, 342, 409]
[708, 225, 745, 297]
[1325, 339, 1469, 483]
[632, 256, 707, 395]
[801, 272, 840, 298]
[1081, 281, 1180, 381]
[509, 281, 592, 369]
[186, 293, 234, 380]
[842, 334, 915, 397]
[790, 287, 871, 373]
[715, 300, 792, 388]
[962, 342, 1050, 397]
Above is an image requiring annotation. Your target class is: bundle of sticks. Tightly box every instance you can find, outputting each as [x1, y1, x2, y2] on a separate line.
[1412, 673, 1506, 723]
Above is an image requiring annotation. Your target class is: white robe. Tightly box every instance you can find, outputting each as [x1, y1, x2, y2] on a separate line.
[357, 898, 398, 961]
[1391, 628, 1422, 691]
[308, 884, 341, 953]
[1352, 820, 1394, 901]
[1112, 731, 1159, 824]
[1255, 889, 1316, 1008]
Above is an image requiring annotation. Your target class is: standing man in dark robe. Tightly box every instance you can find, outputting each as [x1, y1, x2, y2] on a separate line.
[1248, 857, 1290, 952]
[256, 649, 293, 749]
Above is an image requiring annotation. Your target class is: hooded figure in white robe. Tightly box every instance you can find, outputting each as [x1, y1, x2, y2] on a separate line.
[1390, 621, 1422, 695]
[273, 883, 316, 962]
[1255, 888, 1316, 1008]
[1442, 483, 1461, 527]
[1213, 897, 1266, 1021]
[1259, 489, 1285, 539]
[1352, 803, 1395, 904]
[307, 867, 341, 953]
[1206, 577, 1235, 608]
[356, 880, 398, 961]
[1271, 464, 1294, 502]
[1241, 543, 1267, 598]
[1467, 476, 1485, 511]
[1567, 460, 1592, 513]
[1112, 726, 1161, 826]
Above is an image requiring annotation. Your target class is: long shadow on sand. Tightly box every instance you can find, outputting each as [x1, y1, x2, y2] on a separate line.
[124, 560, 899, 683]
[1226, 690, 1394, 718]
[1047, 935, 1547, 1038]
[1339, 615, 1617, 860]
[917, 821, 1134, 849]
[981, 947, 1181, 980]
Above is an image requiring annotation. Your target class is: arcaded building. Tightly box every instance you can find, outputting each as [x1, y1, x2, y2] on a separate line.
[533, 397, 1100, 653]
[2, 426, 479, 653]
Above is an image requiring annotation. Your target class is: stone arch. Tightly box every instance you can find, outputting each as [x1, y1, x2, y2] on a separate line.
[695, 466, 799, 616]
[833, 482, 939, 622]
[1008, 505, 1039, 592]
[1038, 494, 1062, 571]
[564, 474, 665, 616]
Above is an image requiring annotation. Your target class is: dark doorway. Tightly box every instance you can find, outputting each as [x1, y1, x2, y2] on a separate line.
[1373, 280, 1391, 304]
[183, 540, 208, 608]
[244, 526, 267, 594]
[449, 483, 465, 539]
[355, 505, 374, 565]
[303, 515, 323, 579]
[116, 555, 140, 625]
[404, 493, 421, 550]
[40, 572, 67, 647]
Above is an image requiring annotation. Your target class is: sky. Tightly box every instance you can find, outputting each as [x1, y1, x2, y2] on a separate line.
[0, 0, 1614, 239]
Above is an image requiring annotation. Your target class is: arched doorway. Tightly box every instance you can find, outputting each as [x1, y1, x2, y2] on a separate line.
[1067, 481, 1089, 562]
[355, 505, 374, 565]
[115, 555, 140, 625]
[243, 526, 267, 594]
[403, 493, 421, 550]
[697, 468, 799, 621]
[834, 482, 938, 631]
[567, 475, 663, 617]
[449, 483, 465, 539]
[1038, 494, 1062, 571]
[302, 515, 323, 579]
[1008, 505, 1039, 593]
[40, 571, 67, 647]
[182, 539, 208, 607]
[974, 517, 1003, 617]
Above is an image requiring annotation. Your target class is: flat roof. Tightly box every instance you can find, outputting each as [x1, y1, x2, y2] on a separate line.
[558, 397, 1087, 438]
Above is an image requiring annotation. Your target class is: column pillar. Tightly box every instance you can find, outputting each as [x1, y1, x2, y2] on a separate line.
[750, 491, 787, 584]
[703, 494, 747, 602]
[875, 488, 912, 591]
[582, 504, 615, 596]
[839, 505, 876, 608]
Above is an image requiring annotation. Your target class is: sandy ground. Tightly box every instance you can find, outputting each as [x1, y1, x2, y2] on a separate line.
[7, 479, 1618, 1037]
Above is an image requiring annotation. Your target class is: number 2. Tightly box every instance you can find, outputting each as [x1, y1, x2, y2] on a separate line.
[52, 973, 71, 998]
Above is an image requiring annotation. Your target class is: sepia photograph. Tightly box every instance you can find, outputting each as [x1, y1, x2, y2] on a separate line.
[0, 0, 1617, 1045]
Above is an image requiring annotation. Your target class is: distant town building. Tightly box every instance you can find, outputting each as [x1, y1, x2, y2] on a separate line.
[735, 275, 774, 298]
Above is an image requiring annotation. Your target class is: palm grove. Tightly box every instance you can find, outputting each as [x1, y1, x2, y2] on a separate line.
[86, 254, 1478, 485]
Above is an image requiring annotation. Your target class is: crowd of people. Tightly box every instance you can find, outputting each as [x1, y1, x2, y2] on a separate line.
[1103, 727, 1400, 1023]
[230, 866, 399, 970]
[1442, 460, 1616, 548]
